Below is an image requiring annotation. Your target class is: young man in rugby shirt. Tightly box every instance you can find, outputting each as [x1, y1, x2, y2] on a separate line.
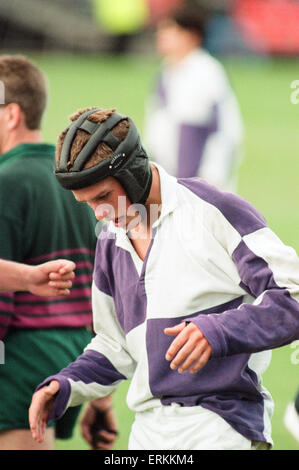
[0, 56, 117, 450]
[30, 107, 299, 450]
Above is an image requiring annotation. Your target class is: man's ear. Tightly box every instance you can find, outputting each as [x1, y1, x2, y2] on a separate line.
[5, 102, 23, 131]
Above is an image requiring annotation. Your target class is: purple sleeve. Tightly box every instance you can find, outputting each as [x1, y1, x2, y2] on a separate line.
[187, 240, 299, 357]
[35, 375, 71, 422]
[35, 349, 127, 422]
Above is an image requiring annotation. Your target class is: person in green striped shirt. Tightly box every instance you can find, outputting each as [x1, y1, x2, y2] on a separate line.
[0, 55, 117, 450]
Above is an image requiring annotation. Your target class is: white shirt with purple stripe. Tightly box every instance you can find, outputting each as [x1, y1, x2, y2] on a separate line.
[144, 48, 243, 192]
[38, 164, 299, 448]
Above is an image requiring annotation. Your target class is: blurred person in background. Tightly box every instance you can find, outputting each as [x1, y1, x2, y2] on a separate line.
[144, 2, 243, 192]
[284, 391, 299, 444]
[0, 55, 117, 450]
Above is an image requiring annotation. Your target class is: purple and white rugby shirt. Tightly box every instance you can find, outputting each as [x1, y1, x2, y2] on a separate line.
[38, 165, 299, 445]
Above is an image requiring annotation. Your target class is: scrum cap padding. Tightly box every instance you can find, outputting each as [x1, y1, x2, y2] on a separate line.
[55, 110, 152, 205]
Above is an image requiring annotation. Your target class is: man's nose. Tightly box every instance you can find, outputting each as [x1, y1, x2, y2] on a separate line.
[91, 203, 110, 221]
[96, 210, 108, 221]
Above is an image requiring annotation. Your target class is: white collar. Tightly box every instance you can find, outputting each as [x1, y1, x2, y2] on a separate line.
[107, 163, 178, 250]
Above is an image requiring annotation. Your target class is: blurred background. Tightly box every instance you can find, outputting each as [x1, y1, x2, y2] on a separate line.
[0, 0, 298, 450]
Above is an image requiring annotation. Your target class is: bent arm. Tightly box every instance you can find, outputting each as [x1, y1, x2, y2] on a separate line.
[35, 348, 129, 422]
[33, 282, 135, 422]
[0, 259, 75, 295]
[192, 227, 299, 357]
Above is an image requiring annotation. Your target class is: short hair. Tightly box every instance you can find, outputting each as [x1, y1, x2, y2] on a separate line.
[0, 55, 47, 130]
[168, 4, 206, 38]
[55, 107, 130, 169]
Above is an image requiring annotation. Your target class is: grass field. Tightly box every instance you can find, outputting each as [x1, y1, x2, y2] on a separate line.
[14, 51, 299, 450]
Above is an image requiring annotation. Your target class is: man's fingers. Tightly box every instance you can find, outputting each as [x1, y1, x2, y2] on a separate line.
[93, 430, 118, 450]
[29, 419, 39, 441]
[164, 321, 187, 336]
[48, 288, 71, 297]
[47, 280, 73, 297]
[165, 323, 196, 361]
[165, 332, 188, 361]
[48, 280, 73, 289]
[169, 340, 206, 372]
[189, 347, 212, 373]
[81, 421, 93, 444]
[29, 381, 60, 442]
[45, 380, 60, 396]
[58, 260, 76, 275]
[57, 289, 71, 296]
[41, 259, 76, 275]
[49, 271, 75, 281]
[29, 397, 44, 443]
[168, 338, 195, 370]
[35, 419, 46, 444]
[177, 340, 211, 373]
[98, 430, 117, 442]
[164, 322, 212, 373]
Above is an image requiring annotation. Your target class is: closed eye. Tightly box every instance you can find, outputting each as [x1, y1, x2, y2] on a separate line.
[94, 192, 111, 202]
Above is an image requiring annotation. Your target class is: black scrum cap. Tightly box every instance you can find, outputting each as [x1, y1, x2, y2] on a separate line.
[54, 109, 152, 205]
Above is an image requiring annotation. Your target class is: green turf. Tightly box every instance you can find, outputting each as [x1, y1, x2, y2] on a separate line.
[9, 51, 298, 450]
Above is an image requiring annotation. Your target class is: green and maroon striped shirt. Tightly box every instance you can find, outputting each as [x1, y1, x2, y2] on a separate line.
[0, 143, 97, 338]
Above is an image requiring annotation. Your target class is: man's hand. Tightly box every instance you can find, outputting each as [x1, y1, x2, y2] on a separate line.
[26, 259, 76, 297]
[29, 380, 60, 443]
[80, 395, 118, 450]
[164, 321, 212, 374]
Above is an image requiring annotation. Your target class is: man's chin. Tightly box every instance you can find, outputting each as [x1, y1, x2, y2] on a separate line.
[113, 216, 126, 228]
[108, 215, 142, 231]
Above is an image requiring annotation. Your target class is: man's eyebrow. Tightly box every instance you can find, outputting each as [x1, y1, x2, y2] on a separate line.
[90, 189, 110, 202]
[75, 189, 110, 204]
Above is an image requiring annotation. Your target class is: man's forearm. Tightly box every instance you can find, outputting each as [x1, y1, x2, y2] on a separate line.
[0, 259, 32, 292]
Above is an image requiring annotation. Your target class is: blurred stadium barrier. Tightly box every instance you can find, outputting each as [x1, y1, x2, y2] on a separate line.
[232, 0, 299, 55]
[0, 0, 108, 51]
[0, 0, 156, 53]
[0, 0, 298, 56]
